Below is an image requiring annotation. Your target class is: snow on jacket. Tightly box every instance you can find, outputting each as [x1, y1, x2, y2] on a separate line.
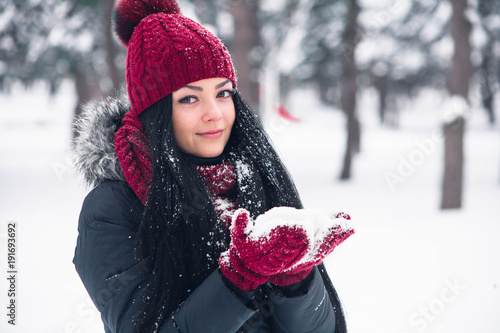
[72, 96, 336, 332]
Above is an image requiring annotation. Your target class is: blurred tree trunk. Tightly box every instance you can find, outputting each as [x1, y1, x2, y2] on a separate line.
[372, 73, 388, 125]
[103, 0, 121, 95]
[231, 0, 261, 114]
[72, 0, 121, 138]
[478, 0, 497, 125]
[480, 42, 495, 125]
[73, 64, 103, 137]
[339, 0, 360, 180]
[192, 0, 218, 27]
[441, 0, 473, 209]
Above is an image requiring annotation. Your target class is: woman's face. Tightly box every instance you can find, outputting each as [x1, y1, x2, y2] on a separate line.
[172, 77, 236, 158]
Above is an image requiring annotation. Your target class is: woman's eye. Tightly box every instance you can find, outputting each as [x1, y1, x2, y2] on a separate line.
[217, 90, 233, 98]
[179, 96, 197, 104]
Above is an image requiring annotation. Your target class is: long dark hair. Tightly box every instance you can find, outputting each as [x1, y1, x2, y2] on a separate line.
[133, 90, 347, 332]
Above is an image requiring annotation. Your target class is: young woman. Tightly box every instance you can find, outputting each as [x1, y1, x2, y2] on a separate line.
[73, 1, 354, 332]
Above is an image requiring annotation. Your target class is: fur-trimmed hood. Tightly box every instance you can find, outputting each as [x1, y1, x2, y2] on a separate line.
[73, 96, 130, 187]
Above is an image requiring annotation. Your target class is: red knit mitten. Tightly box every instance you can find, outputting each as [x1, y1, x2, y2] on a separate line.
[219, 208, 310, 291]
[269, 211, 354, 286]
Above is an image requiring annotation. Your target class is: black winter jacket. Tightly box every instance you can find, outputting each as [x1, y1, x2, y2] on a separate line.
[72, 96, 336, 332]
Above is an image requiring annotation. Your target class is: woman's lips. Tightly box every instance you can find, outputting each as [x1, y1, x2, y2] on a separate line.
[198, 129, 223, 139]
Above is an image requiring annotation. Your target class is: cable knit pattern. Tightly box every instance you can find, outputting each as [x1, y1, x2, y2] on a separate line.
[125, 13, 236, 117]
[195, 162, 238, 228]
[114, 113, 152, 204]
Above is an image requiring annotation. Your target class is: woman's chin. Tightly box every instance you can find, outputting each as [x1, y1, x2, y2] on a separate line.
[191, 146, 225, 158]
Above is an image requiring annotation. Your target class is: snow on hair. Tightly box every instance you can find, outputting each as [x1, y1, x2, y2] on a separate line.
[113, 0, 182, 46]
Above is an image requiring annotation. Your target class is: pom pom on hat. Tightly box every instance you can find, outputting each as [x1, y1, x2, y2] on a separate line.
[113, 0, 181, 46]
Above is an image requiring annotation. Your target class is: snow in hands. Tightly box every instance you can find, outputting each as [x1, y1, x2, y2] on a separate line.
[219, 206, 354, 290]
[232, 206, 354, 269]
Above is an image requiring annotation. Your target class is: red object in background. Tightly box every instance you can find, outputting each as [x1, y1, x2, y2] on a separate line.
[275, 105, 301, 122]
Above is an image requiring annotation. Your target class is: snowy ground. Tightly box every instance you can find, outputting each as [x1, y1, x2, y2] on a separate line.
[0, 82, 499, 333]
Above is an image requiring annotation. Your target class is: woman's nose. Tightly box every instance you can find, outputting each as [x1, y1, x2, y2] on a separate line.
[203, 99, 223, 122]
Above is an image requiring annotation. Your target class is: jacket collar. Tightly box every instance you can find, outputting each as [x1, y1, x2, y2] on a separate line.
[73, 95, 129, 187]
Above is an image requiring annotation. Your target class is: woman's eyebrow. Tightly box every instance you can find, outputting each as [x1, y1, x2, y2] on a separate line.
[183, 79, 232, 92]
[183, 84, 203, 91]
[215, 79, 232, 89]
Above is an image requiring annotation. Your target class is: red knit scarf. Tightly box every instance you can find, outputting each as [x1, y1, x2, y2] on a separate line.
[195, 162, 239, 228]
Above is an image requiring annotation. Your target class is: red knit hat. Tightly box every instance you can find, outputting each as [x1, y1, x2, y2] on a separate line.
[113, 0, 237, 203]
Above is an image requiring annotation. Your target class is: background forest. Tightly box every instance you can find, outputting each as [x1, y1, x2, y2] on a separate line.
[0, 0, 499, 332]
[2, 0, 500, 207]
